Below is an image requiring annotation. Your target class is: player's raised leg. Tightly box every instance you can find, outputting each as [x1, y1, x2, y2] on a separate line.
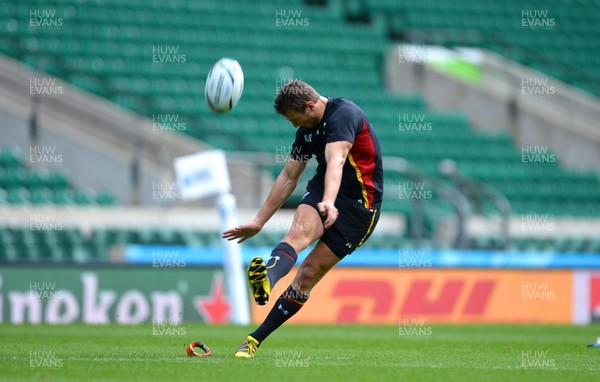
[247, 204, 324, 305]
[235, 240, 339, 358]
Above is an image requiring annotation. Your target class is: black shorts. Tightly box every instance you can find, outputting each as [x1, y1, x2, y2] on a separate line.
[299, 183, 380, 259]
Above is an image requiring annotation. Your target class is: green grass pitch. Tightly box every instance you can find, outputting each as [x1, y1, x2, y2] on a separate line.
[1, 324, 598, 381]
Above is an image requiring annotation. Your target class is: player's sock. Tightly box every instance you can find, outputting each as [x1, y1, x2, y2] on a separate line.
[266, 242, 297, 287]
[250, 285, 309, 343]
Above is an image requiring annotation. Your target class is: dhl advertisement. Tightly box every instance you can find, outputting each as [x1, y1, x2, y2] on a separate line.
[252, 268, 574, 324]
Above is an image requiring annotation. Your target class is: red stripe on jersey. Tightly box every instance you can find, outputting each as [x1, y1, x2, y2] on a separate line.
[350, 120, 377, 208]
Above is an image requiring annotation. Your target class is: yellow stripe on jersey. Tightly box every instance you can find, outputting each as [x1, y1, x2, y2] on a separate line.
[347, 152, 369, 209]
[357, 209, 378, 249]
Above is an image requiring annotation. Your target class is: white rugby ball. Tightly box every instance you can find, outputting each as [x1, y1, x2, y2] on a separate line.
[205, 58, 244, 113]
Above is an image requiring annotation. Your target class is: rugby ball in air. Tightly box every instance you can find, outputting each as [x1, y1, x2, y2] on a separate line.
[205, 58, 244, 113]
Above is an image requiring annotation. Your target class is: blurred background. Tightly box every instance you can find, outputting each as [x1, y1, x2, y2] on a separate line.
[0, 0, 599, 326]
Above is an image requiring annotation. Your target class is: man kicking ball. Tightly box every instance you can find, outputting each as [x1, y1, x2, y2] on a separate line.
[223, 81, 383, 357]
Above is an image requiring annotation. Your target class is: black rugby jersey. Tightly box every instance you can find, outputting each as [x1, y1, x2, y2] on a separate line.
[291, 97, 383, 209]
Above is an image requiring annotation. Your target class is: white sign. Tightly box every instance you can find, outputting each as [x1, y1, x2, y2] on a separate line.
[174, 150, 230, 200]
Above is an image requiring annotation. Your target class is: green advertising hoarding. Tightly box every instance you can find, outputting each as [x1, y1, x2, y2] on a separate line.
[0, 265, 230, 324]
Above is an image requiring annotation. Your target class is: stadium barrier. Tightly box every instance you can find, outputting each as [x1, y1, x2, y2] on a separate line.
[2, 246, 599, 325]
[252, 268, 573, 324]
[0, 264, 227, 325]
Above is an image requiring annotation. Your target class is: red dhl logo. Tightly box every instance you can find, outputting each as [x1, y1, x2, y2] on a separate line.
[331, 279, 496, 322]
[251, 269, 572, 324]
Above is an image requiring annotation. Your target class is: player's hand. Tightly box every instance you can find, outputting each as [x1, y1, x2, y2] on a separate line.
[318, 201, 338, 229]
[222, 221, 262, 243]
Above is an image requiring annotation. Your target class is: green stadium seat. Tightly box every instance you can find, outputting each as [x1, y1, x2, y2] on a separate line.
[0, 147, 22, 169]
[74, 190, 97, 205]
[7, 187, 29, 205]
[0, 1, 599, 262]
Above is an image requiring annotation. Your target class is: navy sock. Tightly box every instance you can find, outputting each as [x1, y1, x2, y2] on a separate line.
[250, 285, 309, 343]
[266, 242, 297, 288]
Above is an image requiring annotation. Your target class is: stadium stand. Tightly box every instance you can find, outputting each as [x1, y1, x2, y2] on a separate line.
[0, 146, 118, 206]
[1, 0, 598, 217]
[359, 0, 600, 97]
[2, 224, 600, 263]
[0, 0, 599, 261]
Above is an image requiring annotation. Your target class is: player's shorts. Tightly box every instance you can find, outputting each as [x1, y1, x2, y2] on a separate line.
[299, 183, 380, 259]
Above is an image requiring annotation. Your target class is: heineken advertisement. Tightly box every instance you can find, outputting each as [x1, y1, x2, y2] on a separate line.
[0, 265, 231, 324]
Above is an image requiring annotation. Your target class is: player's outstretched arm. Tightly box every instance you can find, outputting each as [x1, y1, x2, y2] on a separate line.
[222, 158, 307, 243]
[319, 141, 351, 229]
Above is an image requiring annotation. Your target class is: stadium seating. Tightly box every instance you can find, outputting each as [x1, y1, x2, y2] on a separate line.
[0, 147, 118, 206]
[3, 0, 597, 217]
[1, 0, 600, 263]
[2, 225, 599, 263]
[362, 0, 600, 96]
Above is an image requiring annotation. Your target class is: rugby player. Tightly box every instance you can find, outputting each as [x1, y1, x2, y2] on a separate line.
[223, 81, 383, 357]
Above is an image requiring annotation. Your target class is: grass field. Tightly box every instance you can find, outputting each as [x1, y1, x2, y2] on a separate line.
[1, 324, 598, 381]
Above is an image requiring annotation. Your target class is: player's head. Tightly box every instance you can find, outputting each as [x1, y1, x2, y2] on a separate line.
[274, 80, 322, 128]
